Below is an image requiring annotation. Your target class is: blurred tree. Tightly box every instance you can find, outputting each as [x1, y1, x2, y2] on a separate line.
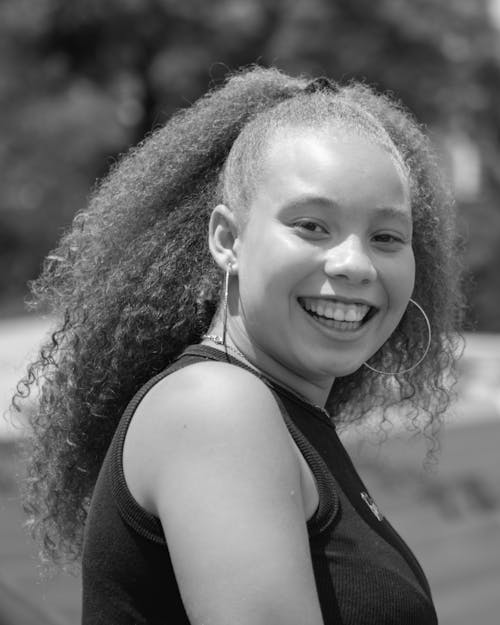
[1, 0, 499, 329]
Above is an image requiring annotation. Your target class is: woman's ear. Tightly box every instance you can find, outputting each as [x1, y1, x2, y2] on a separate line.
[208, 204, 240, 271]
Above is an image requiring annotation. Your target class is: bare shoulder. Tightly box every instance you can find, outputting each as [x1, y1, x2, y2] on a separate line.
[124, 360, 298, 513]
[138, 359, 286, 434]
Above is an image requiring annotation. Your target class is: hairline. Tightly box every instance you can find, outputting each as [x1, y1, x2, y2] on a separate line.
[224, 120, 410, 229]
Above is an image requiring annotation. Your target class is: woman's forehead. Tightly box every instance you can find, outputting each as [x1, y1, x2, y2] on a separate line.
[259, 126, 410, 199]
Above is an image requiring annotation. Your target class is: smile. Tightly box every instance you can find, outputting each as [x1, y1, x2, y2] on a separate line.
[298, 297, 376, 331]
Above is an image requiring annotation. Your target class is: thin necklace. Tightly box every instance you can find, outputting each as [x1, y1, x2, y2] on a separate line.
[201, 334, 332, 421]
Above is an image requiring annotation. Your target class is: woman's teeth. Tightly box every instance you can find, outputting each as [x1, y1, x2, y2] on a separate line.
[300, 297, 370, 323]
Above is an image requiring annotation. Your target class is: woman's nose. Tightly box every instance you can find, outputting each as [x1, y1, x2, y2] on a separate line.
[323, 235, 377, 284]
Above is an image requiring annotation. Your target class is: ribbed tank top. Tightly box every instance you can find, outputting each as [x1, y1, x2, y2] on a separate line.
[82, 345, 438, 624]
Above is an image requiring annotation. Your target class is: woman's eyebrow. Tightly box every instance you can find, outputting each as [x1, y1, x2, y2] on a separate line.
[280, 195, 339, 213]
[373, 206, 412, 227]
[280, 196, 412, 226]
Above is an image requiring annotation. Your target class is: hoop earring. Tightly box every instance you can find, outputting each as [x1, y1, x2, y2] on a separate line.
[363, 299, 431, 376]
[221, 263, 231, 346]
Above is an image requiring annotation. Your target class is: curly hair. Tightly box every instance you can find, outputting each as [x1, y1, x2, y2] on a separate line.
[13, 65, 464, 567]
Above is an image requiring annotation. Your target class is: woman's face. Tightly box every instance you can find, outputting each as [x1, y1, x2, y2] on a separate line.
[231, 126, 415, 390]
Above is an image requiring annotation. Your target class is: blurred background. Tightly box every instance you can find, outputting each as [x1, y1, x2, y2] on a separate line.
[0, 0, 499, 623]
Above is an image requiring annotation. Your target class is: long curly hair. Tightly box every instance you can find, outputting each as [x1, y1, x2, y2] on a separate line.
[13, 66, 464, 567]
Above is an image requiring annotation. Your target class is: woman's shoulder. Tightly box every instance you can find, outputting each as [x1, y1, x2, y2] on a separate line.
[141, 359, 280, 420]
[123, 360, 298, 514]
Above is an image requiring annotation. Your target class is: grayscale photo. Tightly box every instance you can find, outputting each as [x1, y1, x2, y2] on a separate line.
[1, 1, 499, 624]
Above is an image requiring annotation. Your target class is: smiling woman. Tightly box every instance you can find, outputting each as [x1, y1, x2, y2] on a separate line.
[212, 129, 415, 390]
[14, 67, 464, 625]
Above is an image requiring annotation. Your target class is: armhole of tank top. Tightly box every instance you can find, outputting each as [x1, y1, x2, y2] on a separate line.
[108, 348, 338, 543]
[269, 391, 340, 537]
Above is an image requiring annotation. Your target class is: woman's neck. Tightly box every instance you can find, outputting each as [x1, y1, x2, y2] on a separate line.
[202, 322, 334, 408]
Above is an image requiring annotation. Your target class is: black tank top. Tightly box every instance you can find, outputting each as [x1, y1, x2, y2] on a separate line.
[82, 345, 438, 624]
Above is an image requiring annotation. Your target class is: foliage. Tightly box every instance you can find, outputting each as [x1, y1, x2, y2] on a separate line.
[1, 0, 499, 328]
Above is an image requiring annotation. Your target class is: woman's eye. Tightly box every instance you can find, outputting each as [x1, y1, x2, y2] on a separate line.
[293, 220, 327, 234]
[373, 233, 405, 245]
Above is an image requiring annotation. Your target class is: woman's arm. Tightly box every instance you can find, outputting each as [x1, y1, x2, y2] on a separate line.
[127, 361, 325, 625]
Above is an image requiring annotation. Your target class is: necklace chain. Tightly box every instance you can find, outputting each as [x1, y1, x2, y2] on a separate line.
[202, 334, 247, 359]
[201, 334, 331, 420]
